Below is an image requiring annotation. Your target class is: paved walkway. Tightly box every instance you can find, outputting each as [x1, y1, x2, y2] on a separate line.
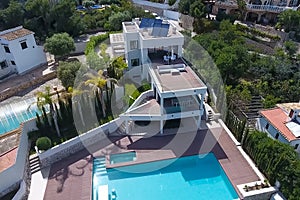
[42, 124, 259, 200]
[28, 166, 50, 200]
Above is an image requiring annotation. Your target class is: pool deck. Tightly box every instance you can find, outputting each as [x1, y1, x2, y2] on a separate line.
[43, 123, 260, 200]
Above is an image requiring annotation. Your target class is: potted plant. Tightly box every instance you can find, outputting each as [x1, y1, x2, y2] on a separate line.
[244, 185, 249, 192]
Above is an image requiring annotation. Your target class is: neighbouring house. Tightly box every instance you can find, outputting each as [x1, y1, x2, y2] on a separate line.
[0, 26, 47, 78]
[212, 0, 300, 23]
[112, 18, 207, 135]
[256, 103, 300, 153]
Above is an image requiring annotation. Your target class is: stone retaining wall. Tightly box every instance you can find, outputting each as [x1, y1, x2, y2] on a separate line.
[0, 71, 56, 102]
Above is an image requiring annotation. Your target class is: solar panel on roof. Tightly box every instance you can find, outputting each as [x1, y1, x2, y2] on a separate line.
[139, 18, 149, 28]
[151, 23, 161, 36]
[154, 19, 162, 24]
[148, 19, 155, 27]
[159, 24, 170, 37]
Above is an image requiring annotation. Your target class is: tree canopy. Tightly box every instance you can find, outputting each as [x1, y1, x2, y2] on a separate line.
[44, 33, 75, 59]
[0, 0, 24, 29]
[57, 61, 82, 89]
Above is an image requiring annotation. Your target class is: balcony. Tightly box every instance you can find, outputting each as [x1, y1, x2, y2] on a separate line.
[215, 0, 299, 13]
[246, 4, 298, 13]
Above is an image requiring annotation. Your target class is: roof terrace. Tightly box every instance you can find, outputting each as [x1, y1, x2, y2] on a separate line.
[150, 63, 206, 92]
[123, 18, 183, 39]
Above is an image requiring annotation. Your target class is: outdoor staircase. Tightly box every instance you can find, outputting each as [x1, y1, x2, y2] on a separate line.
[207, 110, 214, 121]
[93, 157, 109, 200]
[116, 121, 134, 135]
[29, 155, 41, 174]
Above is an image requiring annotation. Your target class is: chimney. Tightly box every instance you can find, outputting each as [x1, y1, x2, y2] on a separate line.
[289, 109, 300, 123]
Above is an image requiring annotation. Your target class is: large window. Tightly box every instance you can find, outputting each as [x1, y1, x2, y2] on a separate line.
[130, 40, 138, 50]
[20, 41, 28, 50]
[0, 61, 8, 69]
[4, 46, 10, 53]
[265, 123, 269, 130]
[131, 58, 139, 67]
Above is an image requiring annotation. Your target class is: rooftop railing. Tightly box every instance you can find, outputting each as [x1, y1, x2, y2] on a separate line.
[215, 0, 299, 12]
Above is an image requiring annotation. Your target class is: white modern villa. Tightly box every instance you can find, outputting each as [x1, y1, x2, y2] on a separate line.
[0, 26, 47, 78]
[257, 103, 300, 153]
[114, 18, 207, 135]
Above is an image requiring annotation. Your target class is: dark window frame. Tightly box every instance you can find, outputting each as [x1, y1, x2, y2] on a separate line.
[265, 123, 269, 130]
[4, 46, 10, 53]
[0, 61, 8, 69]
[20, 41, 28, 50]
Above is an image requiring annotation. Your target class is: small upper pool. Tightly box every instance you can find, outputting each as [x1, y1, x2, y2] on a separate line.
[0, 97, 47, 135]
[92, 153, 239, 200]
[110, 151, 136, 165]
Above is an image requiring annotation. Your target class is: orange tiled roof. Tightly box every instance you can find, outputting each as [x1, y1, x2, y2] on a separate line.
[260, 108, 296, 141]
[0, 28, 33, 41]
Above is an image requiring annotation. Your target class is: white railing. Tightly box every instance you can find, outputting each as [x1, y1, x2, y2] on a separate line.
[215, 1, 298, 12]
[12, 180, 26, 200]
[247, 4, 298, 12]
[39, 117, 124, 167]
[127, 90, 154, 112]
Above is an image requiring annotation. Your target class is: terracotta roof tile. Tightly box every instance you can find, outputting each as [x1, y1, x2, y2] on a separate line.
[0, 28, 33, 41]
[260, 108, 296, 141]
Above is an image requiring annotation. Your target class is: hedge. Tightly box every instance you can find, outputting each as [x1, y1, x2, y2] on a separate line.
[84, 33, 109, 55]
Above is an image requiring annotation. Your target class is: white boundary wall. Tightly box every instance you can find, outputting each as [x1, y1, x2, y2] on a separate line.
[0, 118, 36, 197]
[163, 10, 181, 20]
[39, 118, 124, 167]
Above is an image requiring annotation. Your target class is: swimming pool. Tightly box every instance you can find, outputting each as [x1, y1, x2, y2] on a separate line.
[92, 153, 239, 200]
[0, 97, 46, 135]
[110, 151, 136, 165]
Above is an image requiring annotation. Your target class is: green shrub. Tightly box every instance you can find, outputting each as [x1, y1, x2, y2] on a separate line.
[36, 137, 52, 151]
[28, 130, 41, 142]
[168, 0, 176, 6]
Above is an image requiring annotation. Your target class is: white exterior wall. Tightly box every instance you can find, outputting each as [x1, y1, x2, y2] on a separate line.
[258, 117, 290, 144]
[0, 45, 13, 78]
[163, 10, 181, 20]
[6, 34, 46, 74]
[141, 36, 184, 51]
[124, 31, 140, 68]
[0, 119, 36, 196]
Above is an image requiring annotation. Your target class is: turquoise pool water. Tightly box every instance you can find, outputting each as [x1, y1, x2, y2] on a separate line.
[92, 153, 239, 200]
[0, 98, 46, 135]
[110, 151, 136, 164]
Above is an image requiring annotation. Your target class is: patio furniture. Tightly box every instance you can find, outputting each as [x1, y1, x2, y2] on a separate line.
[171, 54, 176, 61]
[163, 55, 169, 62]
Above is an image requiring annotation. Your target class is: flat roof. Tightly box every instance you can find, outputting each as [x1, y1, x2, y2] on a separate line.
[151, 64, 206, 92]
[123, 22, 138, 32]
[109, 33, 124, 44]
[0, 27, 33, 41]
[276, 102, 300, 113]
[123, 19, 183, 39]
[260, 108, 297, 141]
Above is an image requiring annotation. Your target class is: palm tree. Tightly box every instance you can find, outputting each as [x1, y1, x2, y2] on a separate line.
[85, 70, 117, 118]
[36, 86, 61, 137]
